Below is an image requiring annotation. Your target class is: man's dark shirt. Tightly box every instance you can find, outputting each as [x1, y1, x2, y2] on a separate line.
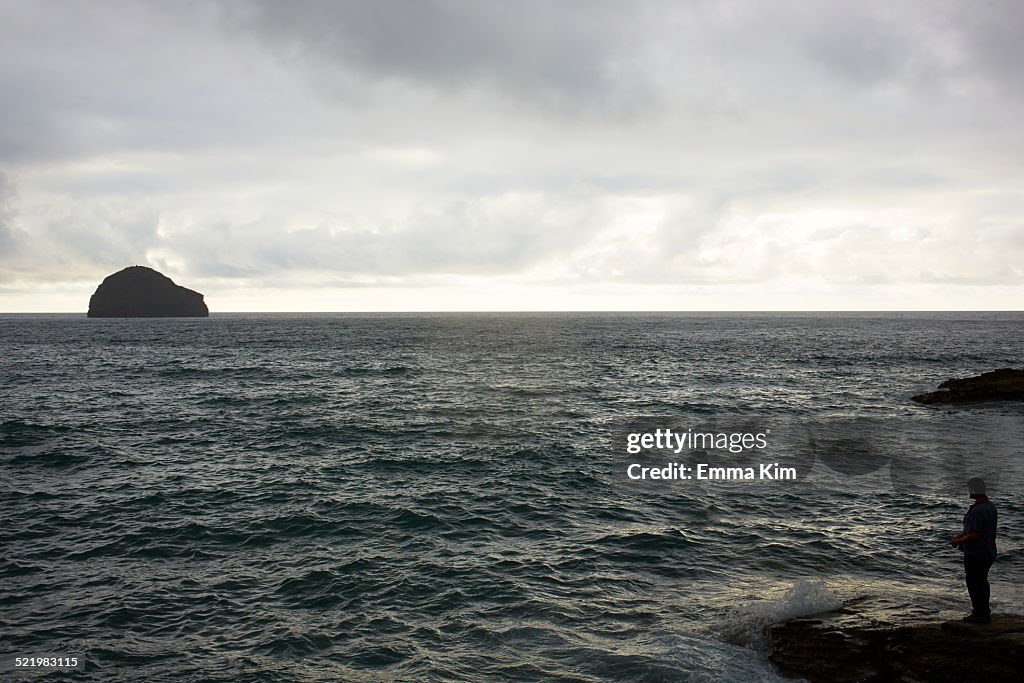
[961, 499, 997, 559]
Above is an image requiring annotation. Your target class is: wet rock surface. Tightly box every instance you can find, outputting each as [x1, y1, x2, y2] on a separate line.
[768, 603, 1024, 683]
[912, 368, 1024, 404]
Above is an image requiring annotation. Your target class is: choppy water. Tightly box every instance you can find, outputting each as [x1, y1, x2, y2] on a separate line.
[2, 312, 1023, 681]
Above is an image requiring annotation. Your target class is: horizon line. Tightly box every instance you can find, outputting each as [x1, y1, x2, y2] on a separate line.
[3, 309, 1023, 315]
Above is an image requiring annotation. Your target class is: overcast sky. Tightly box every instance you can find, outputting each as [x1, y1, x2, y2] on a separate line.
[1, 0, 1022, 311]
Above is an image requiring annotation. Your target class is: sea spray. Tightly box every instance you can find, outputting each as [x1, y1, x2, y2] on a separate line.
[716, 580, 843, 647]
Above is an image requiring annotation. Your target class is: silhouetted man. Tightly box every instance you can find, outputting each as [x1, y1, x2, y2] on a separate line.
[949, 478, 997, 624]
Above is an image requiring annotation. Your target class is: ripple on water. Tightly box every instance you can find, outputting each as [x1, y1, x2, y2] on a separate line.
[2, 313, 1023, 681]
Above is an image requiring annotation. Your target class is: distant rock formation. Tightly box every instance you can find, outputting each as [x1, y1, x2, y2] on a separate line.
[87, 266, 209, 318]
[911, 368, 1024, 404]
[769, 606, 1024, 682]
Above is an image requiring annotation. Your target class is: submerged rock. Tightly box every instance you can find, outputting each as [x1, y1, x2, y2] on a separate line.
[768, 607, 1024, 682]
[912, 368, 1024, 404]
[87, 266, 209, 318]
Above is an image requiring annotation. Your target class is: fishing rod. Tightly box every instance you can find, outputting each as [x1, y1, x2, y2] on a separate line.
[897, 543, 952, 573]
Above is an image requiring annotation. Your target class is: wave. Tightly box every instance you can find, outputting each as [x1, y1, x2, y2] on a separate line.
[0, 419, 73, 447]
[716, 579, 843, 646]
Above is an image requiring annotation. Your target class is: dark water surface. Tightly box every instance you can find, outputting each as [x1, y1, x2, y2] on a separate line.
[2, 313, 1023, 681]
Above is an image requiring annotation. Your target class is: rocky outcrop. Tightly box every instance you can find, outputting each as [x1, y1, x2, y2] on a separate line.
[87, 266, 209, 318]
[769, 609, 1024, 683]
[912, 368, 1024, 404]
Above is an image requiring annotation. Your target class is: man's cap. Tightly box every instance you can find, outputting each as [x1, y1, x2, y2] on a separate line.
[968, 477, 987, 495]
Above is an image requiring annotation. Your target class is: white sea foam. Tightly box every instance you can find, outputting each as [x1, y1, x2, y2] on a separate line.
[717, 580, 843, 647]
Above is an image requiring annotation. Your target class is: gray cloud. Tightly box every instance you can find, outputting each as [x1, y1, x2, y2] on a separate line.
[953, 0, 1024, 95]
[0, 171, 17, 254]
[220, 0, 661, 116]
[159, 191, 603, 279]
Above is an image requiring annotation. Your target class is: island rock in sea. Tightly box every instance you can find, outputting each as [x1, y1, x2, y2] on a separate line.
[87, 266, 209, 318]
[911, 368, 1024, 404]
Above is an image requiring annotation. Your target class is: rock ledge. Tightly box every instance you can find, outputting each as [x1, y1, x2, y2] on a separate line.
[912, 368, 1024, 404]
[769, 610, 1024, 682]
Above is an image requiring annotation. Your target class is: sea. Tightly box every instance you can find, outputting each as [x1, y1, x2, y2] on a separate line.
[2, 312, 1023, 682]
